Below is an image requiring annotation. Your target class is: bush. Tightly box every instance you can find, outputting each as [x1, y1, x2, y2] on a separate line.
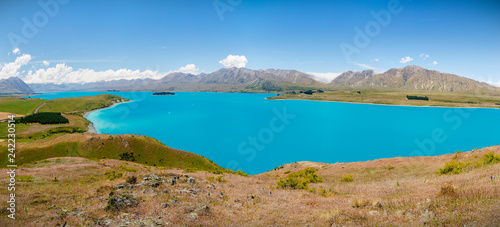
[482, 152, 500, 165]
[105, 171, 123, 181]
[438, 160, 468, 174]
[235, 170, 249, 176]
[276, 167, 323, 189]
[18, 112, 69, 124]
[340, 174, 354, 182]
[117, 165, 138, 172]
[387, 165, 395, 170]
[126, 176, 137, 184]
[207, 176, 227, 182]
[119, 152, 136, 162]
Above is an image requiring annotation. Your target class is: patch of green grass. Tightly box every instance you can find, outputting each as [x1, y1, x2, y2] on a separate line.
[340, 174, 354, 182]
[17, 175, 34, 182]
[105, 170, 123, 181]
[0, 97, 47, 115]
[207, 176, 227, 182]
[0, 122, 30, 139]
[38, 94, 127, 115]
[117, 165, 138, 172]
[276, 167, 323, 189]
[0, 135, 230, 173]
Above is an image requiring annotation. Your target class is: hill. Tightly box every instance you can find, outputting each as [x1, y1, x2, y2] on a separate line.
[0, 77, 34, 94]
[0, 146, 498, 226]
[330, 65, 499, 93]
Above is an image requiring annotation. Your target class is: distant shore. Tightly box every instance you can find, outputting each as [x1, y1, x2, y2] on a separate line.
[83, 101, 130, 133]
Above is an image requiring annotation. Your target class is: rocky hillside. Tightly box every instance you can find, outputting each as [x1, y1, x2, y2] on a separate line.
[0, 77, 34, 94]
[330, 65, 498, 93]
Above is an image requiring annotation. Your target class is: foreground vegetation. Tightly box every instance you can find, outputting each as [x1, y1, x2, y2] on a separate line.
[0, 146, 498, 226]
[269, 90, 500, 108]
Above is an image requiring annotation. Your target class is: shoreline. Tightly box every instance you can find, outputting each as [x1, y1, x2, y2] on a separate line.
[267, 97, 500, 109]
[83, 101, 130, 133]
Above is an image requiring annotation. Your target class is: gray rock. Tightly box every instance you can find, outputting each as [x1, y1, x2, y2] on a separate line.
[161, 203, 169, 208]
[114, 183, 133, 190]
[187, 177, 196, 183]
[150, 182, 160, 188]
[420, 209, 436, 225]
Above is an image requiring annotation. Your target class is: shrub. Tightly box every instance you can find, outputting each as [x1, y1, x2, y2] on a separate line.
[438, 160, 468, 174]
[119, 152, 136, 162]
[117, 165, 138, 172]
[105, 171, 123, 181]
[275, 167, 323, 189]
[482, 152, 500, 165]
[126, 176, 137, 184]
[235, 170, 249, 177]
[340, 174, 354, 182]
[207, 176, 227, 182]
[387, 165, 395, 170]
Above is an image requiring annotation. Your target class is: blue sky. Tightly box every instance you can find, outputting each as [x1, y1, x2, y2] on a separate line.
[0, 0, 499, 84]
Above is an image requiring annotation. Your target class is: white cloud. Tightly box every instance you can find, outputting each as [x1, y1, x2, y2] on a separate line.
[486, 81, 500, 87]
[177, 64, 199, 74]
[374, 58, 379, 62]
[0, 54, 32, 79]
[349, 62, 377, 70]
[24, 63, 163, 84]
[43, 61, 50, 67]
[432, 61, 438, 65]
[419, 53, 429, 60]
[12, 48, 20, 55]
[306, 72, 341, 83]
[219, 55, 248, 68]
[399, 56, 413, 64]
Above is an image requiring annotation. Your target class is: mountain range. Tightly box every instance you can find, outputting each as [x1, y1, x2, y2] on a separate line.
[3, 65, 499, 94]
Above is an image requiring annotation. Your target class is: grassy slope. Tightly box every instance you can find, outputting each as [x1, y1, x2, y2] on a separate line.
[37, 94, 127, 114]
[270, 90, 500, 108]
[0, 97, 46, 115]
[0, 147, 498, 226]
[0, 133, 228, 173]
[0, 95, 127, 139]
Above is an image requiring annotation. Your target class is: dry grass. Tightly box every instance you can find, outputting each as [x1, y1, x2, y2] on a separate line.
[0, 147, 499, 226]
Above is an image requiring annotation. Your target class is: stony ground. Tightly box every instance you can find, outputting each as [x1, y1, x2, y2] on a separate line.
[0, 146, 499, 226]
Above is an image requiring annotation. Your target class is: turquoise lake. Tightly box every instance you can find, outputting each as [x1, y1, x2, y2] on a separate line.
[33, 92, 500, 174]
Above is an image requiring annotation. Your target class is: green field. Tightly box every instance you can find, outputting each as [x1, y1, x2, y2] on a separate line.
[37, 94, 127, 114]
[0, 97, 47, 115]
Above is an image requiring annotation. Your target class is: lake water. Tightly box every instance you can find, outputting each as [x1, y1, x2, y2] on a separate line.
[33, 91, 500, 174]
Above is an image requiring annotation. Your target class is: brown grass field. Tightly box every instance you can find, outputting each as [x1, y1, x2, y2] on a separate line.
[0, 145, 498, 226]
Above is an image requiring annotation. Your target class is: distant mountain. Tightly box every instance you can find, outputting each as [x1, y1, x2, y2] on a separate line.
[27, 66, 499, 93]
[330, 65, 498, 93]
[0, 77, 34, 94]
